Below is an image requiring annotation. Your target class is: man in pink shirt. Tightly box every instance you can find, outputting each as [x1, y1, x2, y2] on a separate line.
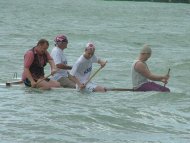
[22, 39, 60, 90]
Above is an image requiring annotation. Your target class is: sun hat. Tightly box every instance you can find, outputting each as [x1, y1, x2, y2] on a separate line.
[54, 34, 68, 43]
[140, 44, 152, 54]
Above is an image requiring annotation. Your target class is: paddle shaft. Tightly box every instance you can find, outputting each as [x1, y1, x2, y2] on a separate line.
[85, 66, 103, 86]
[35, 68, 61, 86]
[6, 73, 53, 87]
[35, 73, 53, 86]
[164, 68, 170, 87]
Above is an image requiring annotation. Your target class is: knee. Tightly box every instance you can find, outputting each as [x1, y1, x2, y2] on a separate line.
[55, 82, 61, 87]
[94, 86, 107, 92]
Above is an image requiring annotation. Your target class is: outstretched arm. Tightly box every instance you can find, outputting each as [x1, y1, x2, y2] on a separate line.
[135, 61, 169, 83]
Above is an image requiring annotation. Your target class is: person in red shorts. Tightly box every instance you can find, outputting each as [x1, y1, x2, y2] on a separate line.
[22, 39, 60, 90]
[131, 44, 170, 92]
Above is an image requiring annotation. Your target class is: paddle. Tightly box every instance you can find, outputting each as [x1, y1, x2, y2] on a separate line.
[84, 61, 107, 86]
[6, 69, 59, 88]
[6, 80, 23, 87]
[107, 88, 134, 91]
[6, 73, 53, 87]
[164, 68, 170, 87]
[32, 68, 60, 88]
[5, 73, 52, 87]
[35, 73, 53, 87]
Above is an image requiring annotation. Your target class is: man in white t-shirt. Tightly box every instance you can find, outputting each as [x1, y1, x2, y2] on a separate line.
[70, 42, 107, 92]
[51, 35, 77, 88]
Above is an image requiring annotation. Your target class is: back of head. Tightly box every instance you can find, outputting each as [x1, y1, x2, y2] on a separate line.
[54, 34, 68, 45]
[85, 42, 95, 52]
[140, 44, 152, 54]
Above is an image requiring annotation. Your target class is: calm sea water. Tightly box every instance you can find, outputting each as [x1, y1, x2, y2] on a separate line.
[0, 0, 190, 143]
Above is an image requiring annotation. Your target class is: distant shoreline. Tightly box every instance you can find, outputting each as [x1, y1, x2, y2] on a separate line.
[104, 0, 190, 4]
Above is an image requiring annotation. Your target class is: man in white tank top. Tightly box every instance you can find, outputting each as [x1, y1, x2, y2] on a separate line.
[131, 44, 170, 92]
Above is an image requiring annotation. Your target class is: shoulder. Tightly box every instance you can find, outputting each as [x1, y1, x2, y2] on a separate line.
[44, 51, 53, 60]
[135, 60, 144, 66]
[77, 55, 85, 62]
[73, 55, 84, 65]
[51, 47, 58, 53]
[24, 50, 34, 57]
[92, 55, 98, 62]
[134, 61, 146, 71]
[52, 47, 60, 51]
[24, 50, 34, 63]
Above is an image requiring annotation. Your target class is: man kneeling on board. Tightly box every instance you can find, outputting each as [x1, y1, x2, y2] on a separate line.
[131, 44, 170, 92]
[22, 39, 60, 90]
[70, 42, 107, 92]
[51, 34, 76, 88]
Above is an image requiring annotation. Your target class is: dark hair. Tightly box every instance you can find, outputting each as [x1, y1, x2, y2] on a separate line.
[37, 39, 49, 46]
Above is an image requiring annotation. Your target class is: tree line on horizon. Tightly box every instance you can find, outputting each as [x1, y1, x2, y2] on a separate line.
[104, 0, 190, 3]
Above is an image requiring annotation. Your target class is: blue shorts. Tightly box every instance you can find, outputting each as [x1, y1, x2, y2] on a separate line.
[23, 78, 50, 87]
[23, 78, 32, 87]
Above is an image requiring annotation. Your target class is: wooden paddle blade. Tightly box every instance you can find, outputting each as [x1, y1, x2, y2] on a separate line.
[6, 82, 11, 86]
[107, 88, 134, 91]
[164, 68, 171, 87]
